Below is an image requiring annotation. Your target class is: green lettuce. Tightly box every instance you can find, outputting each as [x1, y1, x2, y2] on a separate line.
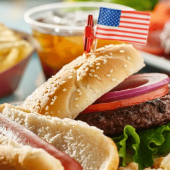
[113, 123, 170, 170]
[68, 0, 159, 11]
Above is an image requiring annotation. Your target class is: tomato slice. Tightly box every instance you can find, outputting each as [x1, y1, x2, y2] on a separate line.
[81, 84, 169, 114]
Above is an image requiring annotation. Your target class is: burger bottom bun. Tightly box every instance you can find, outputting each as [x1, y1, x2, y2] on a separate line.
[2, 104, 119, 170]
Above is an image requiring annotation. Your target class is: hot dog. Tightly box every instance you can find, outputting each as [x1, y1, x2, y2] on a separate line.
[0, 113, 83, 170]
[2, 103, 119, 170]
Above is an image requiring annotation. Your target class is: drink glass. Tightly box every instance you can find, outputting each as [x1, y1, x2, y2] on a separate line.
[24, 2, 133, 79]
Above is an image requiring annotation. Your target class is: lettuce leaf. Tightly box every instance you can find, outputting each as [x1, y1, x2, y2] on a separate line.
[113, 123, 170, 170]
[69, 0, 159, 11]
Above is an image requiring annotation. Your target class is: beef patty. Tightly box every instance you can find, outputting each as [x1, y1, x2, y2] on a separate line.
[76, 90, 170, 136]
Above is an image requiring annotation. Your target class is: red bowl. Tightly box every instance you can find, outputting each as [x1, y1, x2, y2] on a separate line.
[0, 49, 35, 98]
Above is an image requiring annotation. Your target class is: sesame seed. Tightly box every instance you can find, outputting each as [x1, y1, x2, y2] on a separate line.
[75, 104, 79, 108]
[112, 78, 116, 82]
[57, 110, 60, 113]
[50, 102, 54, 105]
[124, 64, 127, 68]
[54, 96, 57, 100]
[96, 66, 100, 70]
[77, 89, 80, 92]
[94, 74, 98, 77]
[68, 76, 73, 79]
[89, 64, 94, 67]
[103, 59, 107, 64]
[90, 69, 95, 73]
[79, 92, 82, 95]
[97, 77, 101, 80]
[120, 50, 124, 53]
[62, 81, 66, 84]
[75, 97, 79, 101]
[109, 52, 113, 55]
[45, 112, 49, 116]
[127, 56, 131, 60]
[54, 87, 57, 91]
[107, 74, 111, 77]
[85, 68, 89, 71]
[83, 73, 87, 76]
[89, 73, 93, 77]
[105, 45, 110, 48]
[110, 69, 113, 73]
[130, 69, 133, 72]
[96, 63, 100, 65]
[50, 111, 54, 114]
[59, 82, 63, 85]
[91, 54, 96, 58]
[63, 88, 67, 92]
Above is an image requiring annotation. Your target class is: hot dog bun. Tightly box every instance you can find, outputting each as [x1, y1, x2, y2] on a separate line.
[21, 44, 145, 119]
[2, 103, 119, 170]
[0, 134, 64, 170]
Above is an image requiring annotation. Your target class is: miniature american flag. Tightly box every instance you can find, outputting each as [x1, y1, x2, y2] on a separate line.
[96, 7, 151, 45]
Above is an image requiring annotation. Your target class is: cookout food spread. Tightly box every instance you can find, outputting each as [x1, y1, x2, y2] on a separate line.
[1, 43, 169, 169]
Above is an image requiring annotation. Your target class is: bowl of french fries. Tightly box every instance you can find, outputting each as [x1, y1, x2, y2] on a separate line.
[0, 24, 34, 98]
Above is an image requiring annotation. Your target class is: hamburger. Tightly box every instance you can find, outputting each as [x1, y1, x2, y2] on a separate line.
[5, 44, 170, 169]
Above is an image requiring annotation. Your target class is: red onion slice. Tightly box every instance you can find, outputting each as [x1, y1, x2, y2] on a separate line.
[96, 73, 170, 104]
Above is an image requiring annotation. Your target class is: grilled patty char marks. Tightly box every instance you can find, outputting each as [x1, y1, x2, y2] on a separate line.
[76, 90, 170, 136]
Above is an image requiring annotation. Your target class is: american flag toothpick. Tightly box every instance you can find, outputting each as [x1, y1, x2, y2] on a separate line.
[95, 7, 151, 45]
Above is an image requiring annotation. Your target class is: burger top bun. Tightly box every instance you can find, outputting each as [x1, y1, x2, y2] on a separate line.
[21, 44, 145, 119]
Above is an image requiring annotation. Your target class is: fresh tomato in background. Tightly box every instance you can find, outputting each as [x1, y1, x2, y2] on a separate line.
[134, 0, 170, 55]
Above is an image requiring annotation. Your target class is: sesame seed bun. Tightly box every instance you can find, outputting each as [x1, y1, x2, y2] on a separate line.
[21, 44, 145, 119]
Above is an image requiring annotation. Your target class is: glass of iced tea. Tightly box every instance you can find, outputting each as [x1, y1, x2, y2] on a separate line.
[24, 2, 133, 79]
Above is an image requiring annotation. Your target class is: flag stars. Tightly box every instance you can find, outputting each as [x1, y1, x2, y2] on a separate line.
[98, 7, 121, 27]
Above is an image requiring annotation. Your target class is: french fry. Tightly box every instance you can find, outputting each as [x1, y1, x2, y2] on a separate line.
[0, 24, 33, 73]
[0, 47, 19, 72]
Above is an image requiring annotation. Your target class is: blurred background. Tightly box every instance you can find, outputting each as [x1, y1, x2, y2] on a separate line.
[0, 0, 170, 104]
